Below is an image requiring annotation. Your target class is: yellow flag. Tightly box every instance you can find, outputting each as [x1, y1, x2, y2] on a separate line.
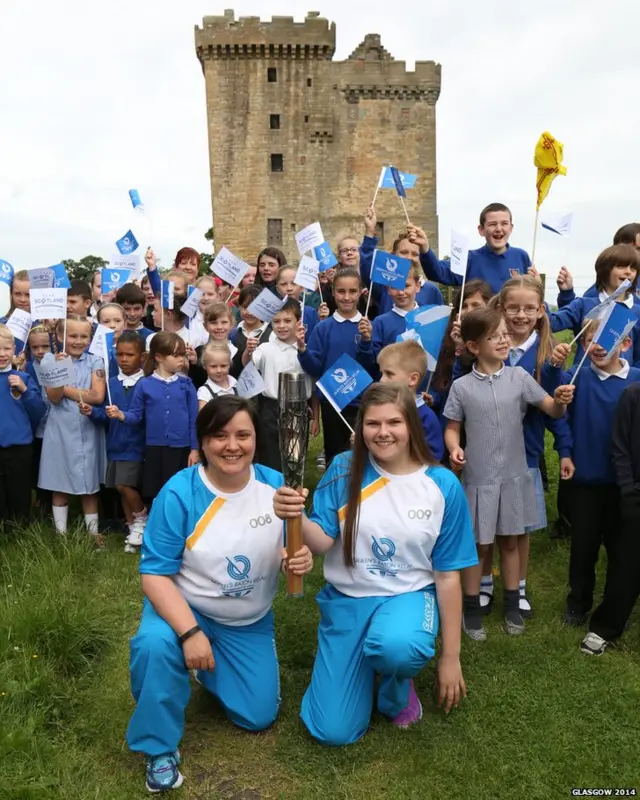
[534, 131, 567, 209]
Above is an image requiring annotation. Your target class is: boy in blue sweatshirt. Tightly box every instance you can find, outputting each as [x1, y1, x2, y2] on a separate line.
[550, 244, 640, 366]
[356, 263, 426, 369]
[543, 328, 640, 630]
[408, 203, 531, 295]
[116, 284, 155, 343]
[0, 325, 47, 522]
[83, 332, 147, 553]
[376, 339, 444, 461]
[297, 268, 363, 466]
[359, 206, 443, 316]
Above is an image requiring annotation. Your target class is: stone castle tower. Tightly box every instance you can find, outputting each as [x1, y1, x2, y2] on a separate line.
[194, 10, 441, 263]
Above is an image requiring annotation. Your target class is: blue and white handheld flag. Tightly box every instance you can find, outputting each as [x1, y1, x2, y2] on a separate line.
[378, 167, 417, 191]
[314, 241, 338, 272]
[116, 230, 139, 255]
[404, 305, 453, 372]
[161, 280, 174, 310]
[51, 263, 71, 289]
[370, 249, 412, 290]
[592, 302, 638, 359]
[317, 354, 373, 416]
[0, 259, 14, 287]
[101, 268, 132, 294]
[389, 166, 407, 198]
[541, 212, 573, 237]
[129, 189, 143, 210]
[585, 280, 631, 321]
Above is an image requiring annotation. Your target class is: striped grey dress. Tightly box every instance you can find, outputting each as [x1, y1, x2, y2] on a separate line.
[443, 365, 548, 544]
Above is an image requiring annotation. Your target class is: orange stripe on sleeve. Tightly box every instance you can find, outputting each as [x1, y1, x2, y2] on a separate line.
[186, 497, 226, 551]
[337, 476, 389, 523]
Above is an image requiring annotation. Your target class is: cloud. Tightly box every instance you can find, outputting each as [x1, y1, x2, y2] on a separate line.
[0, 0, 637, 302]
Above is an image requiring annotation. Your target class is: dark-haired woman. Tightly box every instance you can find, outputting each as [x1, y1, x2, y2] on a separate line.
[274, 383, 477, 747]
[254, 247, 287, 294]
[125, 396, 313, 792]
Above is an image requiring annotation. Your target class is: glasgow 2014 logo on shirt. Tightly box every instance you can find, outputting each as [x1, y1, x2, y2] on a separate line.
[369, 536, 398, 578]
[223, 555, 254, 597]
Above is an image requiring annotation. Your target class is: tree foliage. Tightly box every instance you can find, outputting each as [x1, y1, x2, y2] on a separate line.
[61, 256, 108, 283]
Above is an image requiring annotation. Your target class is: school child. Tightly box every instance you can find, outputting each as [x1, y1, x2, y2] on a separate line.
[67, 280, 93, 317]
[188, 275, 219, 348]
[274, 264, 324, 336]
[412, 203, 531, 294]
[550, 245, 640, 366]
[115, 284, 154, 342]
[298, 268, 364, 466]
[543, 329, 640, 637]
[586, 379, 640, 654]
[0, 270, 31, 322]
[84, 332, 147, 553]
[24, 325, 52, 514]
[356, 263, 427, 368]
[255, 247, 286, 292]
[38, 316, 107, 537]
[228, 285, 272, 377]
[241, 264, 257, 287]
[430, 280, 493, 426]
[244, 297, 311, 471]
[146, 292, 190, 350]
[141, 274, 156, 330]
[89, 272, 101, 317]
[107, 332, 199, 503]
[376, 339, 444, 461]
[556, 224, 640, 307]
[443, 308, 572, 639]
[189, 302, 238, 388]
[360, 208, 444, 316]
[478, 276, 573, 618]
[197, 342, 237, 409]
[0, 325, 46, 522]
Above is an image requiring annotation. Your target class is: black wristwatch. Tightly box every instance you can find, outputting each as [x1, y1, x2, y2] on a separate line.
[178, 625, 201, 644]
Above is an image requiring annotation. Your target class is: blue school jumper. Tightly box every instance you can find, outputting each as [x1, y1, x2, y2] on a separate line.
[420, 244, 531, 294]
[0, 370, 46, 445]
[299, 312, 362, 404]
[90, 377, 145, 463]
[550, 296, 640, 367]
[543, 361, 640, 484]
[416, 397, 444, 461]
[122, 374, 198, 450]
[302, 304, 319, 337]
[557, 284, 640, 310]
[358, 236, 443, 315]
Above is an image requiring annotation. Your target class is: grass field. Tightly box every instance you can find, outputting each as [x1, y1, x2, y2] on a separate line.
[3, 436, 640, 800]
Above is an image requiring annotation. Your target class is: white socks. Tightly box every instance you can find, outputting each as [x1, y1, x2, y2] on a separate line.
[519, 579, 531, 613]
[52, 505, 69, 535]
[84, 513, 99, 536]
[479, 574, 494, 607]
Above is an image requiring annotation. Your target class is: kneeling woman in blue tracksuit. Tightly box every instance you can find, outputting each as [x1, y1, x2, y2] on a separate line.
[126, 396, 313, 792]
[274, 383, 478, 746]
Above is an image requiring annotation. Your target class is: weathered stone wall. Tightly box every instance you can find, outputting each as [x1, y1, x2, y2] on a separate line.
[195, 10, 440, 264]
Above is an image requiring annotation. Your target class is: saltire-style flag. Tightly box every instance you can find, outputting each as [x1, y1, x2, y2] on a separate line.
[101, 268, 132, 294]
[0, 259, 14, 287]
[585, 280, 632, 321]
[116, 230, 139, 255]
[317, 354, 373, 414]
[389, 166, 407, 198]
[129, 189, 143, 210]
[593, 303, 638, 359]
[534, 132, 567, 209]
[313, 242, 338, 272]
[377, 167, 417, 191]
[370, 250, 412, 290]
[541, 212, 574, 237]
[161, 280, 174, 310]
[404, 305, 453, 372]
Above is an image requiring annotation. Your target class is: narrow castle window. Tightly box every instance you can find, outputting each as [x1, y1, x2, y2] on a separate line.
[304, 115, 309, 123]
[270, 114, 281, 130]
[268, 219, 283, 246]
[271, 154, 284, 172]
[307, 78, 312, 87]
[267, 67, 277, 83]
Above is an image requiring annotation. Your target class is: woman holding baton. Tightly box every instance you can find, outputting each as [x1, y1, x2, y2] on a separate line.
[126, 396, 312, 792]
[274, 383, 477, 746]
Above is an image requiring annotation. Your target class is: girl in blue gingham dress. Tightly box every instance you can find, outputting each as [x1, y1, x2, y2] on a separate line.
[443, 307, 569, 641]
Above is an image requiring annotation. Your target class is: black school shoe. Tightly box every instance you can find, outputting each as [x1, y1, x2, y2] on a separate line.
[562, 608, 589, 627]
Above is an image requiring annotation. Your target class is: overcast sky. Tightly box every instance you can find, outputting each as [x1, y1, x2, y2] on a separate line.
[1, 0, 638, 298]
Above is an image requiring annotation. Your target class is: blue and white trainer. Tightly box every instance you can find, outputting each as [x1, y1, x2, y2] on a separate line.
[145, 752, 183, 793]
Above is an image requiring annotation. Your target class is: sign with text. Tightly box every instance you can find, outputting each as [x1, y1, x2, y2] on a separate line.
[246, 288, 286, 323]
[236, 361, 267, 399]
[34, 353, 76, 388]
[30, 288, 67, 320]
[211, 247, 250, 287]
[294, 256, 320, 291]
[295, 222, 324, 256]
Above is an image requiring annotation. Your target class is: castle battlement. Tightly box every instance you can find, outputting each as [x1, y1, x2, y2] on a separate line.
[195, 9, 336, 64]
